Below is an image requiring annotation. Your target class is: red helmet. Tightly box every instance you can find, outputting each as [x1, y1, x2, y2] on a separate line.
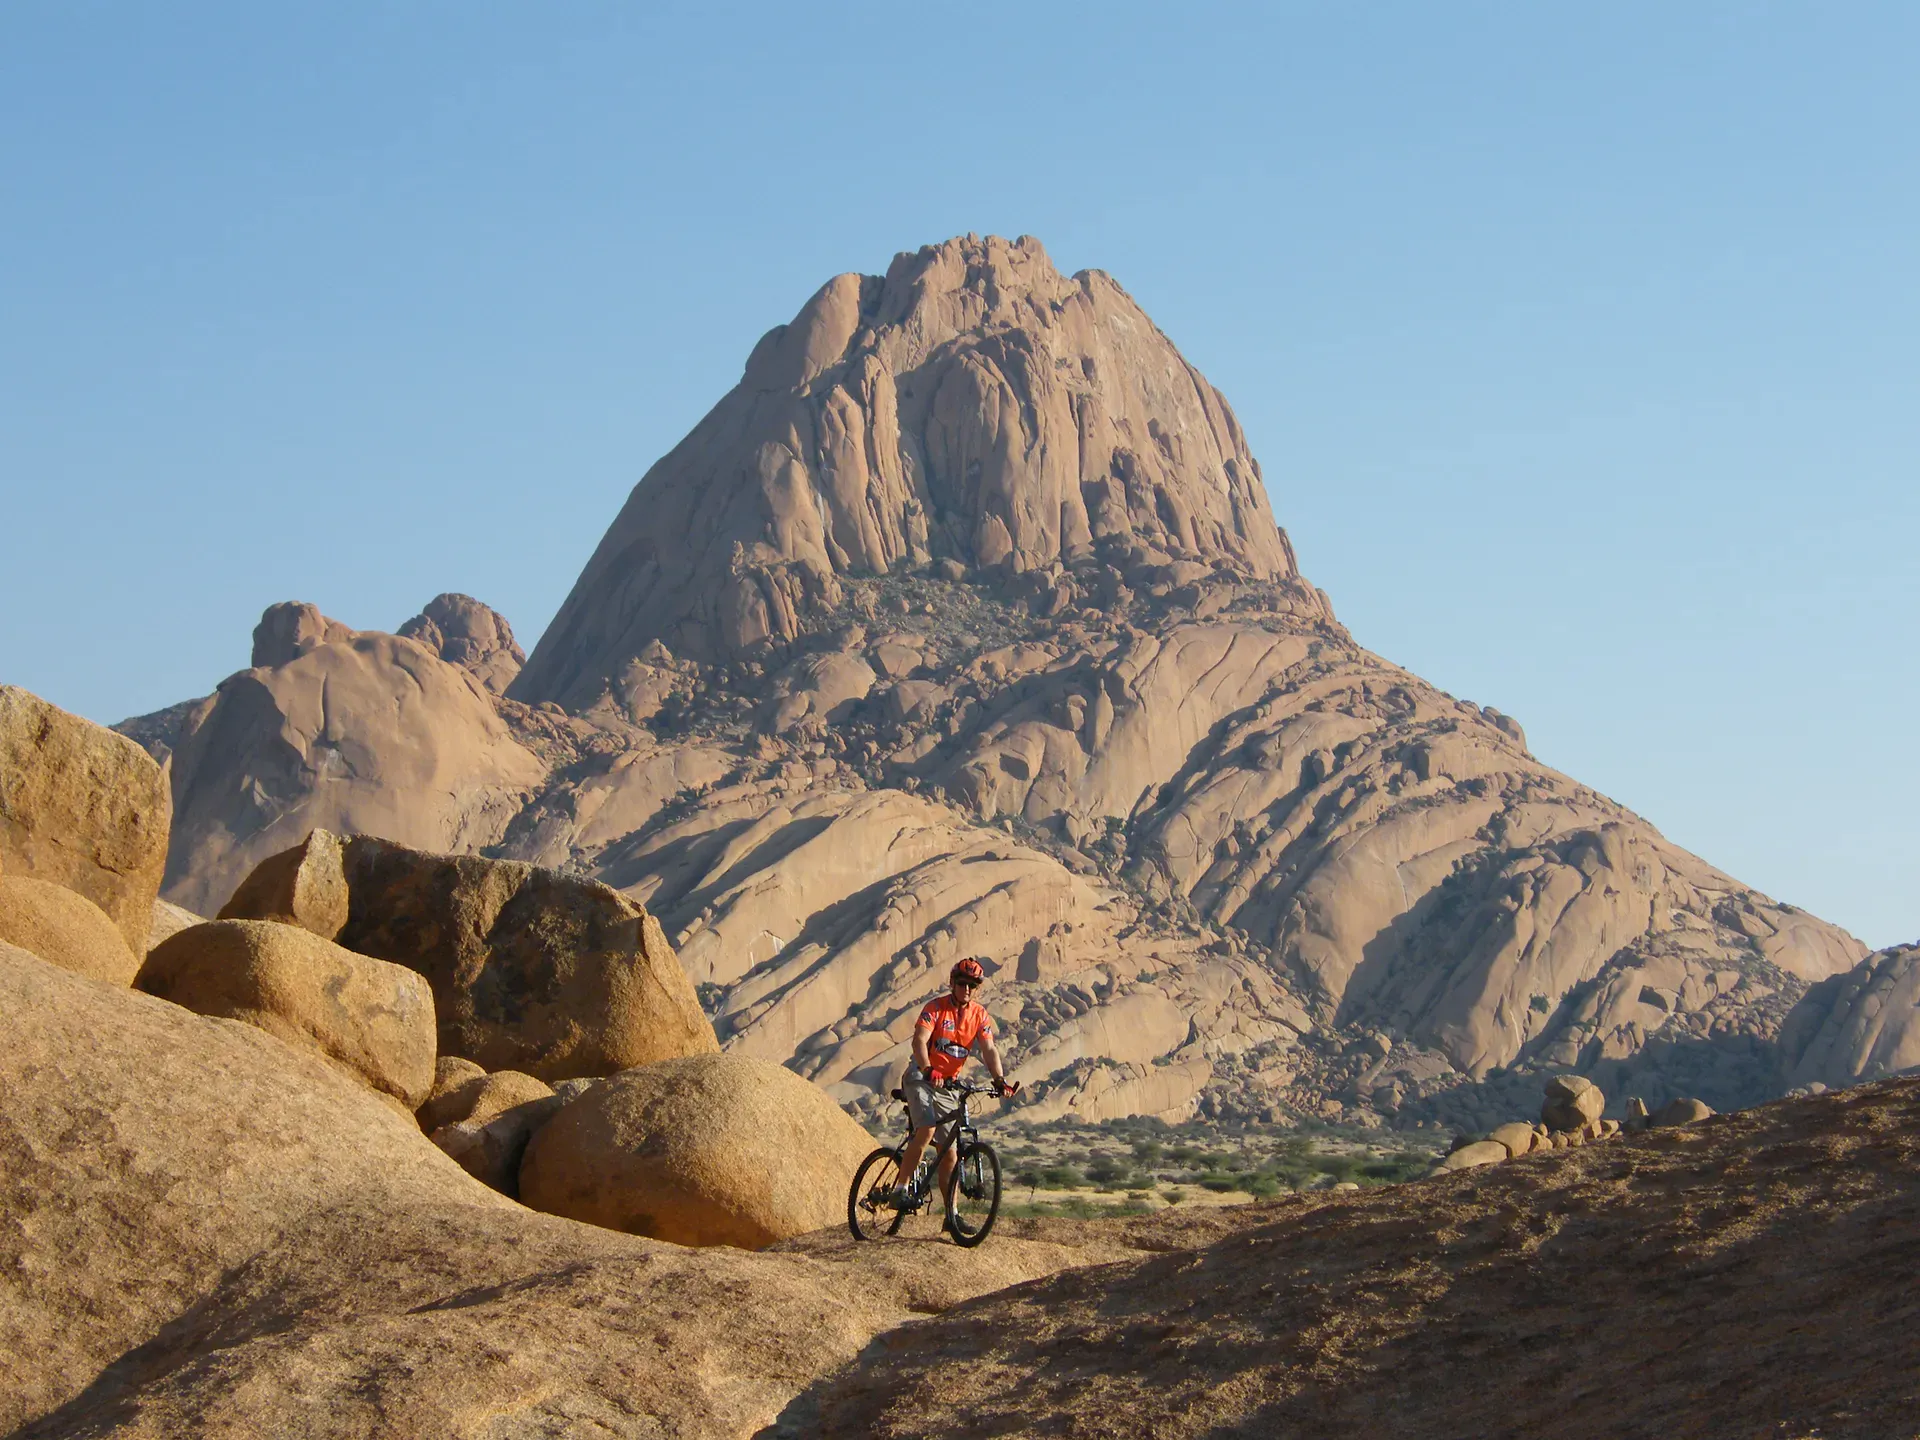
[950, 957, 986, 986]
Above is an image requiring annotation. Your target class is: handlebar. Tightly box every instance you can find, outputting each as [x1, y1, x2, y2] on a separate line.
[943, 1077, 1020, 1098]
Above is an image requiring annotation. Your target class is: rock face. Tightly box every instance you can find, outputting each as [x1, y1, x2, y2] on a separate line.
[520, 1053, 877, 1247]
[513, 234, 1322, 702]
[0, 684, 171, 955]
[1778, 941, 1920, 1090]
[1, 939, 1119, 1439]
[146, 611, 546, 916]
[126, 238, 1875, 1130]
[398, 592, 527, 694]
[0, 875, 141, 985]
[225, 831, 719, 1081]
[138, 919, 438, 1108]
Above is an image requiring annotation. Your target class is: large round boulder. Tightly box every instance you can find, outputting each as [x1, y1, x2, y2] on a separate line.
[138, 919, 437, 1108]
[0, 875, 141, 985]
[519, 1053, 875, 1247]
[0, 685, 171, 955]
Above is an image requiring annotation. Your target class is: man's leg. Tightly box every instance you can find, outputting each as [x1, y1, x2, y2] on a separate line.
[937, 1145, 959, 1212]
[894, 1125, 935, 1204]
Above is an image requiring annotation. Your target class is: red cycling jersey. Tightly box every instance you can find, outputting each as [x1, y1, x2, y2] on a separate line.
[915, 995, 994, 1082]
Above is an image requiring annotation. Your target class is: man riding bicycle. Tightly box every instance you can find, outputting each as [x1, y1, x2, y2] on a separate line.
[890, 957, 1017, 1210]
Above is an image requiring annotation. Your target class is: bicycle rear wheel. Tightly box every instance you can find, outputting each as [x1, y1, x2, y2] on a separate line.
[848, 1147, 909, 1241]
[944, 1139, 1000, 1247]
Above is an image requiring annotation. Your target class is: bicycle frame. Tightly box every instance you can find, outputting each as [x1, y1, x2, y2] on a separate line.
[898, 1080, 988, 1210]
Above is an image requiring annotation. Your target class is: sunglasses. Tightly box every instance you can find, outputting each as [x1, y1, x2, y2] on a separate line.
[955, 977, 981, 988]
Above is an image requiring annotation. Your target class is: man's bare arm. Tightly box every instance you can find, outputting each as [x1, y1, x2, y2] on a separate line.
[910, 1023, 933, 1078]
[979, 1032, 1008, 1083]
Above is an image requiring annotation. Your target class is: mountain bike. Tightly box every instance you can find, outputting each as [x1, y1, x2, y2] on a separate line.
[847, 1078, 1010, 1247]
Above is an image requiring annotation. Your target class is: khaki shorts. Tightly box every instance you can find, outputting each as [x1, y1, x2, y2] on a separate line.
[902, 1074, 962, 1134]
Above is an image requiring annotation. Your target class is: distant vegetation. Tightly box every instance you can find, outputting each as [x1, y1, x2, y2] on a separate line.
[991, 1111, 1439, 1206]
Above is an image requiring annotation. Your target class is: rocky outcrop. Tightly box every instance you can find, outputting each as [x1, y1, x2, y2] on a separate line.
[398, 592, 526, 694]
[513, 234, 1323, 703]
[802, 1077, 1920, 1440]
[519, 1053, 876, 1247]
[2, 939, 1121, 1439]
[1777, 941, 1920, 1090]
[251, 600, 357, 667]
[151, 613, 546, 915]
[1, 684, 171, 955]
[138, 919, 438, 1108]
[224, 831, 718, 1080]
[0, 875, 141, 985]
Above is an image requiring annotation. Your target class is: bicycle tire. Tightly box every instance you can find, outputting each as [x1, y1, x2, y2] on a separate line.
[944, 1139, 1000, 1247]
[848, 1147, 910, 1241]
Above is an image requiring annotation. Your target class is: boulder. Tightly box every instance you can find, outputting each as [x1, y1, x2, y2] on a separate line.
[137, 919, 437, 1108]
[1435, 1140, 1509, 1172]
[1625, 1096, 1652, 1133]
[1488, 1122, 1536, 1160]
[1541, 1074, 1605, 1133]
[433, 1092, 567, 1197]
[218, 827, 350, 939]
[326, 836, 718, 1081]
[149, 896, 204, 950]
[519, 1053, 876, 1247]
[420, 1068, 554, 1134]
[0, 875, 141, 985]
[0, 684, 171, 955]
[427, 1053, 487, 1102]
[1651, 1097, 1715, 1128]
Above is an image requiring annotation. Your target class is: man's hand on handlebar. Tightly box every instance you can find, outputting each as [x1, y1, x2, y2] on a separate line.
[991, 1077, 1021, 1099]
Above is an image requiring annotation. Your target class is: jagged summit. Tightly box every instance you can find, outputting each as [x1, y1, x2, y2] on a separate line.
[512, 235, 1321, 707]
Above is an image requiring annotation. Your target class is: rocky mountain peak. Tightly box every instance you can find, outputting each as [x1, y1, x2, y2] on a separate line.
[398, 593, 525, 694]
[251, 601, 356, 669]
[513, 234, 1321, 707]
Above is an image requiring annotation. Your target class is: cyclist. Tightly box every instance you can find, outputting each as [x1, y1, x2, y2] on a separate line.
[890, 957, 1017, 1210]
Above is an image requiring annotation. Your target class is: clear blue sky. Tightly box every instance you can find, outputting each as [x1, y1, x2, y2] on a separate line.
[3, 3, 1914, 947]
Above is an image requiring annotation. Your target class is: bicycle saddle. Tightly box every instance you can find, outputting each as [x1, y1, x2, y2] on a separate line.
[890, 1088, 905, 1101]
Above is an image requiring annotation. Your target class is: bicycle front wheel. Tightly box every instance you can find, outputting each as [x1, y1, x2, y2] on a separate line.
[848, 1147, 909, 1241]
[944, 1139, 1000, 1247]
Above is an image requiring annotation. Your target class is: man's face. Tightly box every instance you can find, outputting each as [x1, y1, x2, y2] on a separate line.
[951, 976, 980, 1004]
